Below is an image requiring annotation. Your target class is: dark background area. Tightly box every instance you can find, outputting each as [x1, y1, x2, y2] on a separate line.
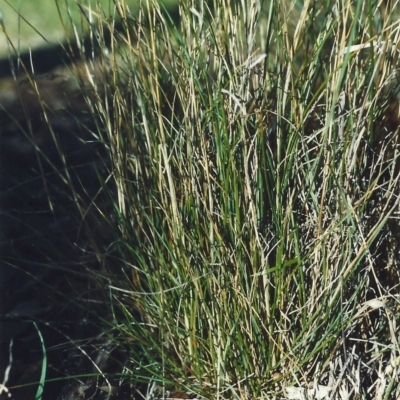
[0, 40, 123, 398]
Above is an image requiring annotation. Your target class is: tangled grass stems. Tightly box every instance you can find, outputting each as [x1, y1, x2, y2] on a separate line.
[89, 0, 400, 398]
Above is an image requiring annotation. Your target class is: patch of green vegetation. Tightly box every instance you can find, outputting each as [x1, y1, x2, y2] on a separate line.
[94, 0, 399, 397]
[0, 0, 178, 57]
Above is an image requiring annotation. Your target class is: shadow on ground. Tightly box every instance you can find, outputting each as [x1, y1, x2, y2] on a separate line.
[0, 45, 134, 399]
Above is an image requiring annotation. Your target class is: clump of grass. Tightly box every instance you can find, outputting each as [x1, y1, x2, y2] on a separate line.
[2, 0, 399, 398]
[83, 0, 400, 398]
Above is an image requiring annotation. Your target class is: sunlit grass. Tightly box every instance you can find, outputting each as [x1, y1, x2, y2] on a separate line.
[78, 0, 400, 398]
[83, 0, 400, 398]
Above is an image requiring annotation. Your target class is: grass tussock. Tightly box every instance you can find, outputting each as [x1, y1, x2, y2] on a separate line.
[2, 0, 400, 398]
[87, 0, 400, 398]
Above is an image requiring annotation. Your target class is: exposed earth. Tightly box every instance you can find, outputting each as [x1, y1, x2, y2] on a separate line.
[0, 45, 131, 399]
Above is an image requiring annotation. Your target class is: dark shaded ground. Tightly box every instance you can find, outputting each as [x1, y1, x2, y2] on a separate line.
[0, 47, 135, 399]
[0, 7, 184, 396]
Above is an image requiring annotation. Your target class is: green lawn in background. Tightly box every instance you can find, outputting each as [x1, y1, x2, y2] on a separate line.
[0, 0, 177, 58]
